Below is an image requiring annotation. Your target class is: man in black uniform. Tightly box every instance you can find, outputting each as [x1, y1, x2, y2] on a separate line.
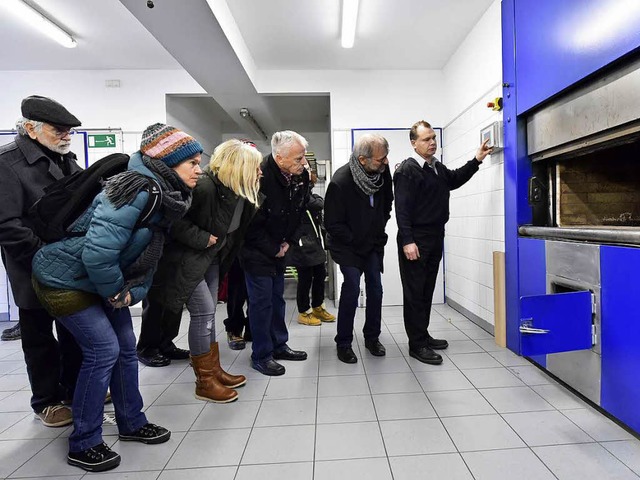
[324, 134, 393, 364]
[394, 120, 492, 365]
[0, 96, 83, 425]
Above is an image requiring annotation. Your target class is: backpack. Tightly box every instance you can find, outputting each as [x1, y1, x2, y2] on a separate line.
[29, 153, 162, 243]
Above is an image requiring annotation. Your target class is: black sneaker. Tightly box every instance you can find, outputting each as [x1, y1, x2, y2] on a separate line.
[1, 324, 20, 341]
[67, 442, 121, 472]
[119, 423, 171, 444]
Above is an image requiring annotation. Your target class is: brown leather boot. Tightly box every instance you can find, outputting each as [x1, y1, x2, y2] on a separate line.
[210, 342, 247, 388]
[190, 349, 238, 403]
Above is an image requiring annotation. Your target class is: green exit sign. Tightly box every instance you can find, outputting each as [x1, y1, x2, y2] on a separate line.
[88, 134, 116, 148]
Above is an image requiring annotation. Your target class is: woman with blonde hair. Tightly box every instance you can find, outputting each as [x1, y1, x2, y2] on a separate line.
[144, 139, 262, 402]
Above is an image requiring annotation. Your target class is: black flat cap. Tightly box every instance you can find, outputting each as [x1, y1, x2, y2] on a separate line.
[21, 95, 81, 127]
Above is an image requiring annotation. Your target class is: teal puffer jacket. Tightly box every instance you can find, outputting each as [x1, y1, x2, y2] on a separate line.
[32, 153, 161, 304]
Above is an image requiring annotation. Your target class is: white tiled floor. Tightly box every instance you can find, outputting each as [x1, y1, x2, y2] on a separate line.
[0, 302, 639, 479]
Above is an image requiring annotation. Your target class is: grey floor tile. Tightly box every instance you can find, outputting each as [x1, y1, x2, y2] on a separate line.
[235, 378, 270, 402]
[315, 422, 385, 461]
[315, 457, 392, 480]
[602, 440, 640, 476]
[113, 431, 184, 472]
[255, 397, 317, 426]
[242, 425, 315, 464]
[191, 400, 260, 430]
[0, 390, 32, 412]
[263, 376, 318, 400]
[0, 438, 51, 478]
[503, 410, 593, 446]
[236, 462, 313, 480]
[158, 466, 236, 479]
[143, 404, 204, 432]
[317, 395, 376, 424]
[367, 372, 422, 394]
[479, 386, 554, 413]
[380, 418, 456, 456]
[490, 349, 533, 367]
[508, 365, 555, 386]
[318, 375, 370, 397]
[319, 358, 365, 376]
[372, 392, 436, 421]
[361, 356, 412, 375]
[151, 383, 205, 406]
[389, 453, 473, 480]
[532, 384, 588, 409]
[534, 443, 639, 480]
[415, 369, 475, 392]
[442, 414, 526, 452]
[0, 411, 28, 435]
[167, 429, 250, 468]
[138, 365, 185, 385]
[475, 338, 506, 352]
[445, 340, 485, 354]
[427, 389, 495, 417]
[406, 354, 460, 372]
[462, 448, 556, 480]
[87, 472, 160, 480]
[462, 367, 525, 389]
[277, 358, 320, 377]
[0, 373, 29, 391]
[449, 352, 502, 369]
[139, 384, 171, 408]
[432, 330, 472, 342]
[562, 408, 635, 442]
[0, 413, 67, 440]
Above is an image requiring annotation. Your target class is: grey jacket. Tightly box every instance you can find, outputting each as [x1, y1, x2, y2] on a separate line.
[0, 135, 81, 308]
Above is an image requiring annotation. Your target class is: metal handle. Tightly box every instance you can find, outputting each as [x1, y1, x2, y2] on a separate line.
[520, 319, 550, 335]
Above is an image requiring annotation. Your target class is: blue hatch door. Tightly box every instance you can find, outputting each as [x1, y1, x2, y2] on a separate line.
[519, 291, 593, 356]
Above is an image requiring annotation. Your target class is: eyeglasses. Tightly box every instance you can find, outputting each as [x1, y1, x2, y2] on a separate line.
[45, 124, 75, 138]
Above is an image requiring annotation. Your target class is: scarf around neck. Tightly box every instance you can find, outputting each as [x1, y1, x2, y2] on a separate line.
[348, 153, 384, 196]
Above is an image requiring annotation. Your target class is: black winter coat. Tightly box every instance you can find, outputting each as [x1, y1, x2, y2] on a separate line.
[239, 154, 310, 276]
[286, 192, 326, 268]
[0, 135, 81, 308]
[147, 169, 257, 313]
[324, 164, 393, 271]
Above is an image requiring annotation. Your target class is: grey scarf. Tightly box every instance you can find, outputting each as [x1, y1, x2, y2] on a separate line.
[349, 153, 384, 196]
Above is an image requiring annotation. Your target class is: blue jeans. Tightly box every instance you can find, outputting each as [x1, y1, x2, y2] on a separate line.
[245, 271, 288, 362]
[186, 263, 220, 356]
[335, 251, 383, 348]
[57, 302, 147, 452]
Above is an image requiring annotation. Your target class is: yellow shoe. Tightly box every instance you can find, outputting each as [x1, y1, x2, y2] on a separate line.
[298, 310, 321, 326]
[313, 305, 336, 322]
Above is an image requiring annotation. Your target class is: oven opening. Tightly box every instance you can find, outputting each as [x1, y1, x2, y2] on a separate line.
[550, 282, 597, 347]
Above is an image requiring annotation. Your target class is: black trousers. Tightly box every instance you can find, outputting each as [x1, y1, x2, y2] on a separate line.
[398, 233, 444, 351]
[19, 307, 82, 413]
[137, 298, 183, 355]
[223, 258, 250, 336]
[296, 263, 326, 312]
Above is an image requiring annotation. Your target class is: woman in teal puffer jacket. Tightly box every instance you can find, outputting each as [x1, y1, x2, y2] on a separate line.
[31, 123, 202, 473]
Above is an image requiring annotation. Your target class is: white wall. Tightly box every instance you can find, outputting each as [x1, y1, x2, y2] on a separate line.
[0, 70, 205, 131]
[441, 0, 504, 327]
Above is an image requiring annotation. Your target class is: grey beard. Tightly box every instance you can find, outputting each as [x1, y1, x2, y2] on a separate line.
[50, 143, 71, 155]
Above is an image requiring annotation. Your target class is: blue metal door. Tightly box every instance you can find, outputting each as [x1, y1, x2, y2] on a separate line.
[519, 291, 593, 356]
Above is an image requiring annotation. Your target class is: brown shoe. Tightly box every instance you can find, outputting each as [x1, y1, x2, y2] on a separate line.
[190, 349, 238, 403]
[312, 305, 336, 322]
[210, 342, 247, 388]
[36, 404, 73, 427]
[298, 310, 321, 326]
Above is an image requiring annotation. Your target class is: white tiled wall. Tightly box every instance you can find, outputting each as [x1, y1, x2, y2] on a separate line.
[442, 84, 504, 326]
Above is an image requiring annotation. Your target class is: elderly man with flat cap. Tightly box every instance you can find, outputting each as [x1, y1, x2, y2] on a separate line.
[0, 95, 83, 427]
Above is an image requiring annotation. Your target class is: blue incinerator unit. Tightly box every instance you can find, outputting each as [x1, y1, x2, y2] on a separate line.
[501, 0, 640, 434]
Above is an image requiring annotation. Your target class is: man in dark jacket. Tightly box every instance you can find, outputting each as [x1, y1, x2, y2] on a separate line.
[394, 120, 493, 365]
[324, 134, 393, 364]
[239, 131, 310, 376]
[0, 95, 83, 426]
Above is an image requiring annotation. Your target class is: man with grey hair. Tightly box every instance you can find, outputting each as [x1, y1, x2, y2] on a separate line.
[239, 130, 311, 376]
[0, 95, 83, 426]
[324, 134, 393, 364]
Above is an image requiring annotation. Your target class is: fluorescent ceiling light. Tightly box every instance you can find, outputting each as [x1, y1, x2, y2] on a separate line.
[341, 0, 359, 49]
[3, 0, 77, 48]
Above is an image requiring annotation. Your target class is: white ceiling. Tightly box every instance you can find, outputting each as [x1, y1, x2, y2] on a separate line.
[1, 0, 494, 71]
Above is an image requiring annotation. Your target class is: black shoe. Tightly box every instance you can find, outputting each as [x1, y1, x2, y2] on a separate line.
[161, 345, 190, 360]
[137, 351, 171, 367]
[251, 359, 286, 376]
[365, 340, 386, 356]
[119, 423, 171, 444]
[337, 346, 358, 364]
[67, 442, 121, 472]
[409, 346, 443, 365]
[1, 324, 20, 341]
[273, 346, 308, 361]
[243, 329, 252, 342]
[427, 335, 449, 350]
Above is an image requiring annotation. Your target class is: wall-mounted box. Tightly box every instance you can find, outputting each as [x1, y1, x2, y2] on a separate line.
[480, 121, 504, 152]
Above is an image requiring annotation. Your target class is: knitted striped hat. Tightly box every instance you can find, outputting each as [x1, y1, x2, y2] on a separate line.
[140, 123, 203, 167]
